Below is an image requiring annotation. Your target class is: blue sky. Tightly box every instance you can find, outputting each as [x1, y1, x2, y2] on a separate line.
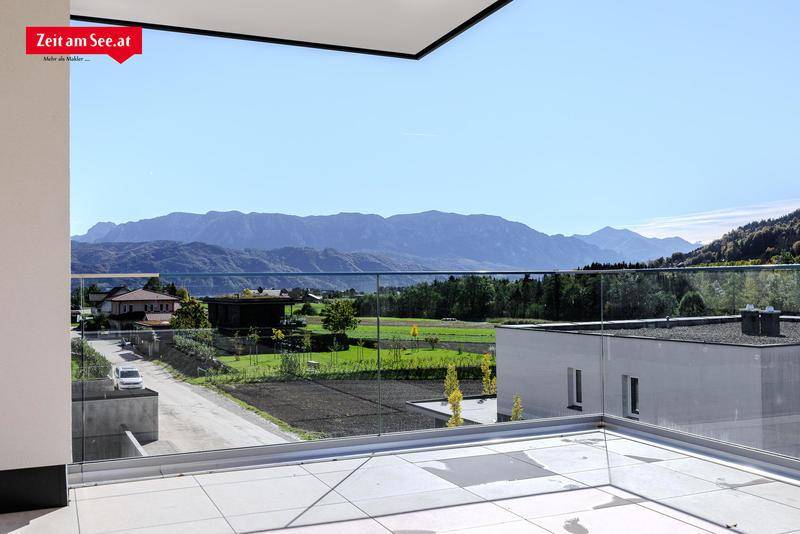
[71, 1, 800, 242]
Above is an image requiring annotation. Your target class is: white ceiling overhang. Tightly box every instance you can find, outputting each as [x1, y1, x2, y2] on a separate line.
[70, 0, 512, 59]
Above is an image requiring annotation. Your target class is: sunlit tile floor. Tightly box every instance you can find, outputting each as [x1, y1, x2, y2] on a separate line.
[4, 430, 800, 533]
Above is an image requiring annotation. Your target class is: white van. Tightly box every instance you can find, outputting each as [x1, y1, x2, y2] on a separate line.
[113, 366, 144, 390]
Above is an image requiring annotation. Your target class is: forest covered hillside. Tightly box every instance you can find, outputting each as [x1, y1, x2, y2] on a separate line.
[654, 209, 800, 267]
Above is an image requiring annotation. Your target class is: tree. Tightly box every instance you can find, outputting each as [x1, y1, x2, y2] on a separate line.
[481, 353, 496, 395]
[271, 328, 285, 353]
[143, 276, 163, 292]
[511, 394, 524, 421]
[302, 331, 313, 356]
[299, 303, 317, 316]
[247, 326, 260, 365]
[679, 291, 707, 317]
[410, 324, 420, 351]
[447, 387, 464, 428]
[170, 298, 210, 330]
[71, 283, 102, 309]
[165, 282, 179, 296]
[231, 331, 243, 361]
[176, 287, 190, 302]
[793, 240, 800, 257]
[424, 335, 440, 350]
[321, 300, 359, 337]
[444, 364, 459, 399]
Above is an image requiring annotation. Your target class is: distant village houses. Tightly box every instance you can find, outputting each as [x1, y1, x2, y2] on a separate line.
[88, 286, 180, 330]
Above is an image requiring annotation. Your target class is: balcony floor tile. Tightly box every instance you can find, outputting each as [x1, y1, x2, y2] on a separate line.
[352, 487, 482, 517]
[738, 480, 800, 509]
[75, 486, 221, 534]
[495, 486, 638, 519]
[662, 488, 800, 534]
[6, 429, 800, 534]
[200, 474, 345, 517]
[532, 502, 722, 534]
[314, 461, 456, 501]
[372, 502, 521, 533]
[0, 490, 79, 534]
[416, 453, 555, 486]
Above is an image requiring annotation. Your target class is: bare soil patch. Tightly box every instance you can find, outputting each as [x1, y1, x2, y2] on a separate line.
[220, 379, 482, 438]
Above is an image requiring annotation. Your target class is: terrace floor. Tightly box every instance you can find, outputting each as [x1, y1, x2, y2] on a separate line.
[4, 430, 800, 533]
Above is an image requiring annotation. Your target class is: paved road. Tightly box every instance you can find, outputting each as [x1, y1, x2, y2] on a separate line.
[87, 338, 297, 454]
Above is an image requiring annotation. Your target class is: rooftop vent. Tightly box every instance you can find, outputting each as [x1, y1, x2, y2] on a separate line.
[741, 306, 760, 336]
[761, 307, 782, 337]
[741, 306, 782, 337]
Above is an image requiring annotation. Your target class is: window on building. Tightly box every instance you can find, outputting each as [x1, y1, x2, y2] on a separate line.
[568, 367, 583, 410]
[624, 375, 640, 419]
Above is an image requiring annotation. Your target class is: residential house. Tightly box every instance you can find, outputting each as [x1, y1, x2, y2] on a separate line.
[107, 289, 180, 330]
[89, 286, 130, 316]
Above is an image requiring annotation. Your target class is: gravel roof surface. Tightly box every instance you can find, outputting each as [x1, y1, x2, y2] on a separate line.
[578, 321, 800, 346]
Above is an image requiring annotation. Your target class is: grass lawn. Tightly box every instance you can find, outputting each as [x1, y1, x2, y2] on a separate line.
[303, 320, 495, 343]
[218, 345, 490, 374]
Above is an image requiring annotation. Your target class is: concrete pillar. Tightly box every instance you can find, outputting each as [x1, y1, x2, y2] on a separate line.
[0, 0, 71, 512]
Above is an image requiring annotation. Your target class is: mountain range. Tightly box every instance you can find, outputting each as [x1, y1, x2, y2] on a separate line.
[573, 226, 700, 263]
[71, 241, 428, 294]
[73, 210, 697, 271]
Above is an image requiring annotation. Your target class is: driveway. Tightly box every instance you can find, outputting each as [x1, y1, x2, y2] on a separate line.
[87, 338, 297, 455]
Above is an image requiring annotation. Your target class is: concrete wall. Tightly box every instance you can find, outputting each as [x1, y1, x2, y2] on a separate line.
[72, 392, 159, 462]
[120, 430, 148, 458]
[0, 0, 71, 471]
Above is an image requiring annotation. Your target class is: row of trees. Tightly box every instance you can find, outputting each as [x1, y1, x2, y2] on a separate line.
[352, 271, 800, 322]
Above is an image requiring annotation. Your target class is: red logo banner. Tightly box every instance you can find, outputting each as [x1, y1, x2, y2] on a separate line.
[26, 26, 142, 64]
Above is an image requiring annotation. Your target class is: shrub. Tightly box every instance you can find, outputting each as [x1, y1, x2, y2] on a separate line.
[71, 338, 111, 380]
[173, 334, 217, 361]
[446, 387, 464, 428]
[302, 331, 313, 354]
[511, 394, 524, 421]
[80, 314, 109, 332]
[480, 353, 496, 395]
[444, 364, 459, 398]
[279, 353, 304, 377]
[299, 303, 317, 316]
[678, 291, 707, 317]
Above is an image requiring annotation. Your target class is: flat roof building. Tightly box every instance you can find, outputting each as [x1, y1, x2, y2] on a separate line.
[207, 295, 301, 334]
[496, 315, 800, 457]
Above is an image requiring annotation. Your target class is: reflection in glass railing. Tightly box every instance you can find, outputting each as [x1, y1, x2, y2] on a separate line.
[69, 266, 800, 467]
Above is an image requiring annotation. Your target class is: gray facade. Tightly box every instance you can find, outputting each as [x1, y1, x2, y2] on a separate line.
[496, 324, 800, 457]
